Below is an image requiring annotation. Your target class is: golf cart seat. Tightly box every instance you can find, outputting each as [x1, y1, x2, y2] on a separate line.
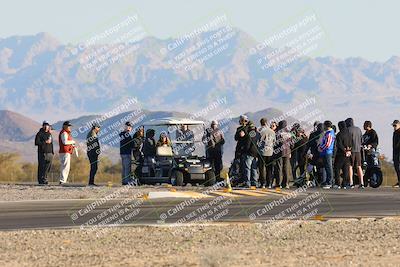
[156, 146, 174, 157]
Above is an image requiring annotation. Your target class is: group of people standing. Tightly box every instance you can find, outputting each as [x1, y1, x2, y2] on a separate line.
[35, 120, 100, 185]
[233, 115, 399, 189]
[34, 116, 400, 188]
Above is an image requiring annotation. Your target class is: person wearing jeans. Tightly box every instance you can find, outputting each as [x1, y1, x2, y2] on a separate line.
[120, 122, 134, 185]
[243, 121, 259, 187]
[318, 121, 335, 189]
[244, 155, 258, 186]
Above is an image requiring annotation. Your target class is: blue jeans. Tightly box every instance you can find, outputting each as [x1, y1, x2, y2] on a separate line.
[244, 155, 258, 186]
[121, 154, 132, 183]
[322, 153, 333, 186]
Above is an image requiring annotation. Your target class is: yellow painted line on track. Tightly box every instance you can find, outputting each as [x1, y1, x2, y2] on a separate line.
[230, 190, 267, 197]
[264, 189, 292, 196]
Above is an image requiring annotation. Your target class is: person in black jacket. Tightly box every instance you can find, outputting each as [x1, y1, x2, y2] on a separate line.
[362, 121, 379, 149]
[120, 122, 134, 185]
[243, 121, 259, 187]
[143, 129, 157, 159]
[34, 121, 54, 185]
[345, 118, 364, 188]
[131, 127, 144, 179]
[392, 120, 400, 187]
[86, 123, 101, 186]
[234, 115, 249, 184]
[334, 121, 352, 188]
[204, 120, 225, 180]
[305, 121, 324, 185]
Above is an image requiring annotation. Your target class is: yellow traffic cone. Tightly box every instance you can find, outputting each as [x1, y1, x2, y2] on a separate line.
[224, 173, 232, 193]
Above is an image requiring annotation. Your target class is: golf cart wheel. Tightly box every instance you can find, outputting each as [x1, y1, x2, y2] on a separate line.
[205, 170, 216, 186]
[171, 170, 184, 186]
[365, 168, 383, 188]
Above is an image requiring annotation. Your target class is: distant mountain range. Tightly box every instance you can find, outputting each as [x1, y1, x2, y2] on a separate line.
[0, 30, 398, 157]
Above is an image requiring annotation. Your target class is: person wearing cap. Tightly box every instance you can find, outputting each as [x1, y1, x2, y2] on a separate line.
[234, 114, 249, 184]
[120, 122, 134, 185]
[203, 120, 225, 181]
[392, 120, 400, 187]
[318, 120, 336, 189]
[59, 121, 76, 185]
[86, 123, 101, 186]
[34, 121, 54, 185]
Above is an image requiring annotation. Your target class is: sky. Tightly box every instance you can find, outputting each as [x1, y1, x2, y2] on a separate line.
[0, 0, 399, 61]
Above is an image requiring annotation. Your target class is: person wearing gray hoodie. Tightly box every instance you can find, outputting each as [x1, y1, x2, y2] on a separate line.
[345, 118, 364, 188]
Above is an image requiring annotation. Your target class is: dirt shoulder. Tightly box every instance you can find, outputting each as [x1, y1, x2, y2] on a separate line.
[1, 219, 400, 267]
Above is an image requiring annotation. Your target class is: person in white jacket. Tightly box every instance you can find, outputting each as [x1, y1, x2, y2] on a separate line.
[58, 121, 76, 184]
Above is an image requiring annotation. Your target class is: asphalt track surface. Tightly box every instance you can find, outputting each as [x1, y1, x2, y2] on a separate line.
[0, 188, 399, 231]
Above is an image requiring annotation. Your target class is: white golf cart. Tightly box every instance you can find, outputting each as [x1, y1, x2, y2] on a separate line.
[136, 118, 216, 186]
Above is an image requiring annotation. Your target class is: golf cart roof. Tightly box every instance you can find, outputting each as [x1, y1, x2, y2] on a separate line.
[143, 117, 204, 126]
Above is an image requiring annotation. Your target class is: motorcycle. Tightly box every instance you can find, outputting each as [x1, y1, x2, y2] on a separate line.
[359, 146, 383, 188]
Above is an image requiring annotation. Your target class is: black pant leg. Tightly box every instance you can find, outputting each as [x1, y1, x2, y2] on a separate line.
[37, 153, 45, 184]
[43, 153, 53, 183]
[265, 156, 273, 187]
[275, 158, 282, 186]
[258, 156, 266, 186]
[394, 154, 400, 184]
[88, 153, 98, 184]
[341, 157, 350, 186]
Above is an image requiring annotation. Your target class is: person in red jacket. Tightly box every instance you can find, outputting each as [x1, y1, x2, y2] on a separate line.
[59, 121, 76, 185]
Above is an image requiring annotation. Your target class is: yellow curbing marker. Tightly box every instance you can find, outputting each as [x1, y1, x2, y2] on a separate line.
[312, 215, 325, 221]
[142, 193, 149, 200]
[107, 181, 113, 188]
[275, 187, 281, 193]
[224, 173, 232, 193]
[166, 184, 172, 188]
[169, 188, 177, 192]
[250, 186, 256, 190]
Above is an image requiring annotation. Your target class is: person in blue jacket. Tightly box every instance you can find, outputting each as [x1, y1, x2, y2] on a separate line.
[318, 120, 336, 189]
